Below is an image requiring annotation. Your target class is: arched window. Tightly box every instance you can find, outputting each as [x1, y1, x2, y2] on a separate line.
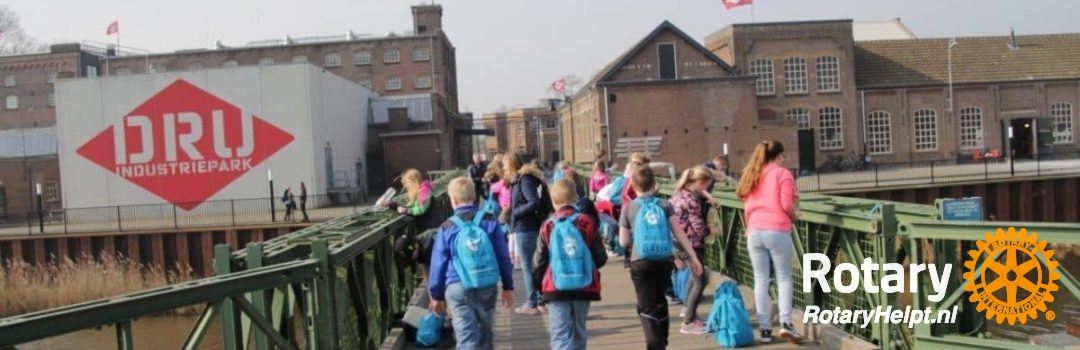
[959, 107, 983, 149]
[865, 111, 891, 154]
[786, 108, 809, 130]
[749, 59, 774, 95]
[818, 107, 842, 149]
[1051, 102, 1073, 144]
[783, 57, 807, 94]
[816, 56, 840, 92]
[913, 109, 938, 151]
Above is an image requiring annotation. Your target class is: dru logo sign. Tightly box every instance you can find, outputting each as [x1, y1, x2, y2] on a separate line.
[77, 79, 294, 210]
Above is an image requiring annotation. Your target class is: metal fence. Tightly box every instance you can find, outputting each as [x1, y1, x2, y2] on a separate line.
[0, 192, 371, 236]
[796, 151, 1080, 193]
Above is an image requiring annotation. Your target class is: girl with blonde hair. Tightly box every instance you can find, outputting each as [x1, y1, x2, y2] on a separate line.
[669, 165, 718, 334]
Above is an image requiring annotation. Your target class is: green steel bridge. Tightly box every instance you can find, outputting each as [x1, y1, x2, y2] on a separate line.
[0, 168, 1077, 350]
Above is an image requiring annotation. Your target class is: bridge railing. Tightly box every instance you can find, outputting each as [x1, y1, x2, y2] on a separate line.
[0, 169, 463, 350]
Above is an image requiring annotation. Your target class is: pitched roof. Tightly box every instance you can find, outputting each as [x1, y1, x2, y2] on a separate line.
[855, 33, 1080, 88]
[581, 21, 737, 92]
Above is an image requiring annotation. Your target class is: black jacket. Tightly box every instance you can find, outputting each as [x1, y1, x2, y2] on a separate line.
[510, 165, 545, 233]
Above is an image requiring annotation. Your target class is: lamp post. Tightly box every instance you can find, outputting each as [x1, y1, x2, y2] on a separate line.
[268, 170, 276, 222]
[35, 183, 43, 233]
[1008, 126, 1015, 176]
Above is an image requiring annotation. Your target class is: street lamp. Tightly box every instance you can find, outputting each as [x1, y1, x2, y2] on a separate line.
[268, 170, 276, 222]
[35, 183, 43, 233]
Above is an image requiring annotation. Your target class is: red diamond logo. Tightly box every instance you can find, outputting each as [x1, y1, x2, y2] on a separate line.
[76, 79, 294, 210]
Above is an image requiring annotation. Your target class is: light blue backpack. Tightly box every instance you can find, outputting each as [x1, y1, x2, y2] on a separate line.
[631, 197, 673, 260]
[705, 281, 755, 348]
[549, 213, 595, 290]
[415, 312, 443, 347]
[450, 213, 499, 289]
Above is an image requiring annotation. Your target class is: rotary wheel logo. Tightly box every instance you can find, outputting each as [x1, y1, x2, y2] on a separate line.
[963, 227, 1060, 325]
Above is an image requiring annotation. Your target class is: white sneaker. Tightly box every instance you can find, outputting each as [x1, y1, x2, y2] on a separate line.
[779, 323, 803, 343]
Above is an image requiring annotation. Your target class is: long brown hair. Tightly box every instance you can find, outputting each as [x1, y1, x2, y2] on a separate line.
[736, 140, 785, 199]
[503, 152, 525, 182]
[675, 165, 713, 192]
[485, 159, 504, 182]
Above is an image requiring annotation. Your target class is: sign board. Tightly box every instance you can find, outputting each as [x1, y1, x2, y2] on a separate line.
[940, 197, 984, 221]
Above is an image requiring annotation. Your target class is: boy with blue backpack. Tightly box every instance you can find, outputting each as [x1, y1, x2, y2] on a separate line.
[532, 179, 608, 350]
[428, 177, 515, 350]
[619, 166, 703, 350]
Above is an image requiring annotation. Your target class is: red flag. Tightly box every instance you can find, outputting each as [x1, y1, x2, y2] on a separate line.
[551, 78, 566, 93]
[722, 0, 753, 9]
[106, 20, 119, 36]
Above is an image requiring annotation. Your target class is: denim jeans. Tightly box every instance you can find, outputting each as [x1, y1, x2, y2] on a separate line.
[547, 300, 591, 350]
[514, 230, 540, 307]
[747, 229, 795, 330]
[444, 283, 498, 350]
[682, 247, 709, 323]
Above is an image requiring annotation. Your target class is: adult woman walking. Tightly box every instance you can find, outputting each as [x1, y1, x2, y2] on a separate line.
[735, 140, 803, 343]
[505, 152, 548, 315]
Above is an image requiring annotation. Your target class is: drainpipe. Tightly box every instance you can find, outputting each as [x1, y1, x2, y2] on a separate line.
[859, 89, 867, 155]
[603, 86, 612, 164]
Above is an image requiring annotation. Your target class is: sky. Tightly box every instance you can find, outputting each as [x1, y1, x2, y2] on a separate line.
[6, 0, 1080, 115]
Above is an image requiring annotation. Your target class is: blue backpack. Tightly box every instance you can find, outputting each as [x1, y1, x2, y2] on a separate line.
[631, 197, 673, 260]
[705, 281, 755, 348]
[671, 265, 691, 302]
[415, 312, 443, 347]
[481, 192, 501, 217]
[450, 213, 500, 289]
[608, 176, 627, 206]
[549, 213, 595, 290]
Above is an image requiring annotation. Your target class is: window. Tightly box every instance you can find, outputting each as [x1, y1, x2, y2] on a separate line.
[816, 56, 840, 92]
[46, 72, 58, 84]
[259, 57, 275, 65]
[189, 62, 204, 71]
[5, 95, 17, 110]
[353, 51, 371, 65]
[3, 75, 14, 87]
[384, 49, 400, 63]
[818, 107, 843, 149]
[545, 118, 557, 129]
[385, 77, 402, 90]
[412, 48, 431, 62]
[47, 93, 55, 107]
[865, 111, 892, 154]
[914, 109, 938, 151]
[657, 43, 676, 80]
[1051, 102, 1073, 144]
[223, 60, 239, 68]
[359, 80, 372, 89]
[415, 75, 432, 89]
[959, 107, 983, 149]
[783, 57, 807, 94]
[749, 59, 775, 95]
[325, 53, 342, 67]
[786, 108, 809, 129]
[292, 56, 308, 63]
[44, 182, 58, 202]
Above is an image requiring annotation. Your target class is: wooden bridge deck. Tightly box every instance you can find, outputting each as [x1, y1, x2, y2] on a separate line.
[482, 261, 819, 349]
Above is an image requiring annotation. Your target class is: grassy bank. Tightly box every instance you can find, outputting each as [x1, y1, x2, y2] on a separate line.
[0, 255, 198, 318]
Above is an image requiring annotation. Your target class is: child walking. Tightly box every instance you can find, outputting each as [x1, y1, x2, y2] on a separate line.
[670, 166, 718, 334]
[533, 179, 608, 350]
[428, 177, 515, 350]
[619, 166, 703, 350]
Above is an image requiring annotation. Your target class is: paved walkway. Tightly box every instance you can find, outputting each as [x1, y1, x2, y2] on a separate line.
[413, 261, 819, 349]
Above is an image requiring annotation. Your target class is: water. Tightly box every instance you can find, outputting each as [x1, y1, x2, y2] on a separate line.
[19, 316, 222, 350]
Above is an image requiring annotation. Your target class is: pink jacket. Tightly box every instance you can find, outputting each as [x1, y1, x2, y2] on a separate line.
[490, 180, 512, 208]
[743, 163, 798, 232]
[589, 171, 609, 194]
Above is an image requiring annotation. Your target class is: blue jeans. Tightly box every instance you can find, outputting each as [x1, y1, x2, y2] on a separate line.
[747, 230, 794, 330]
[515, 231, 540, 307]
[547, 300, 591, 350]
[445, 283, 498, 350]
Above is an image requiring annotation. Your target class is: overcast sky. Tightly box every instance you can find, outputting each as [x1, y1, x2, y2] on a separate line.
[7, 0, 1080, 114]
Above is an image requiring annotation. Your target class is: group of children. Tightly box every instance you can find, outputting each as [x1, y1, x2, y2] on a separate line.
[418, 141, 802, 349]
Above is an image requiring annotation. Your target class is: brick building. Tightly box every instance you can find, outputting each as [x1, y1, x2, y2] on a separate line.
[105, 4, 468, 190]
[0, 44, 103, 219]
[480, 107, 559, 163]
[558, 21, 792, 170]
